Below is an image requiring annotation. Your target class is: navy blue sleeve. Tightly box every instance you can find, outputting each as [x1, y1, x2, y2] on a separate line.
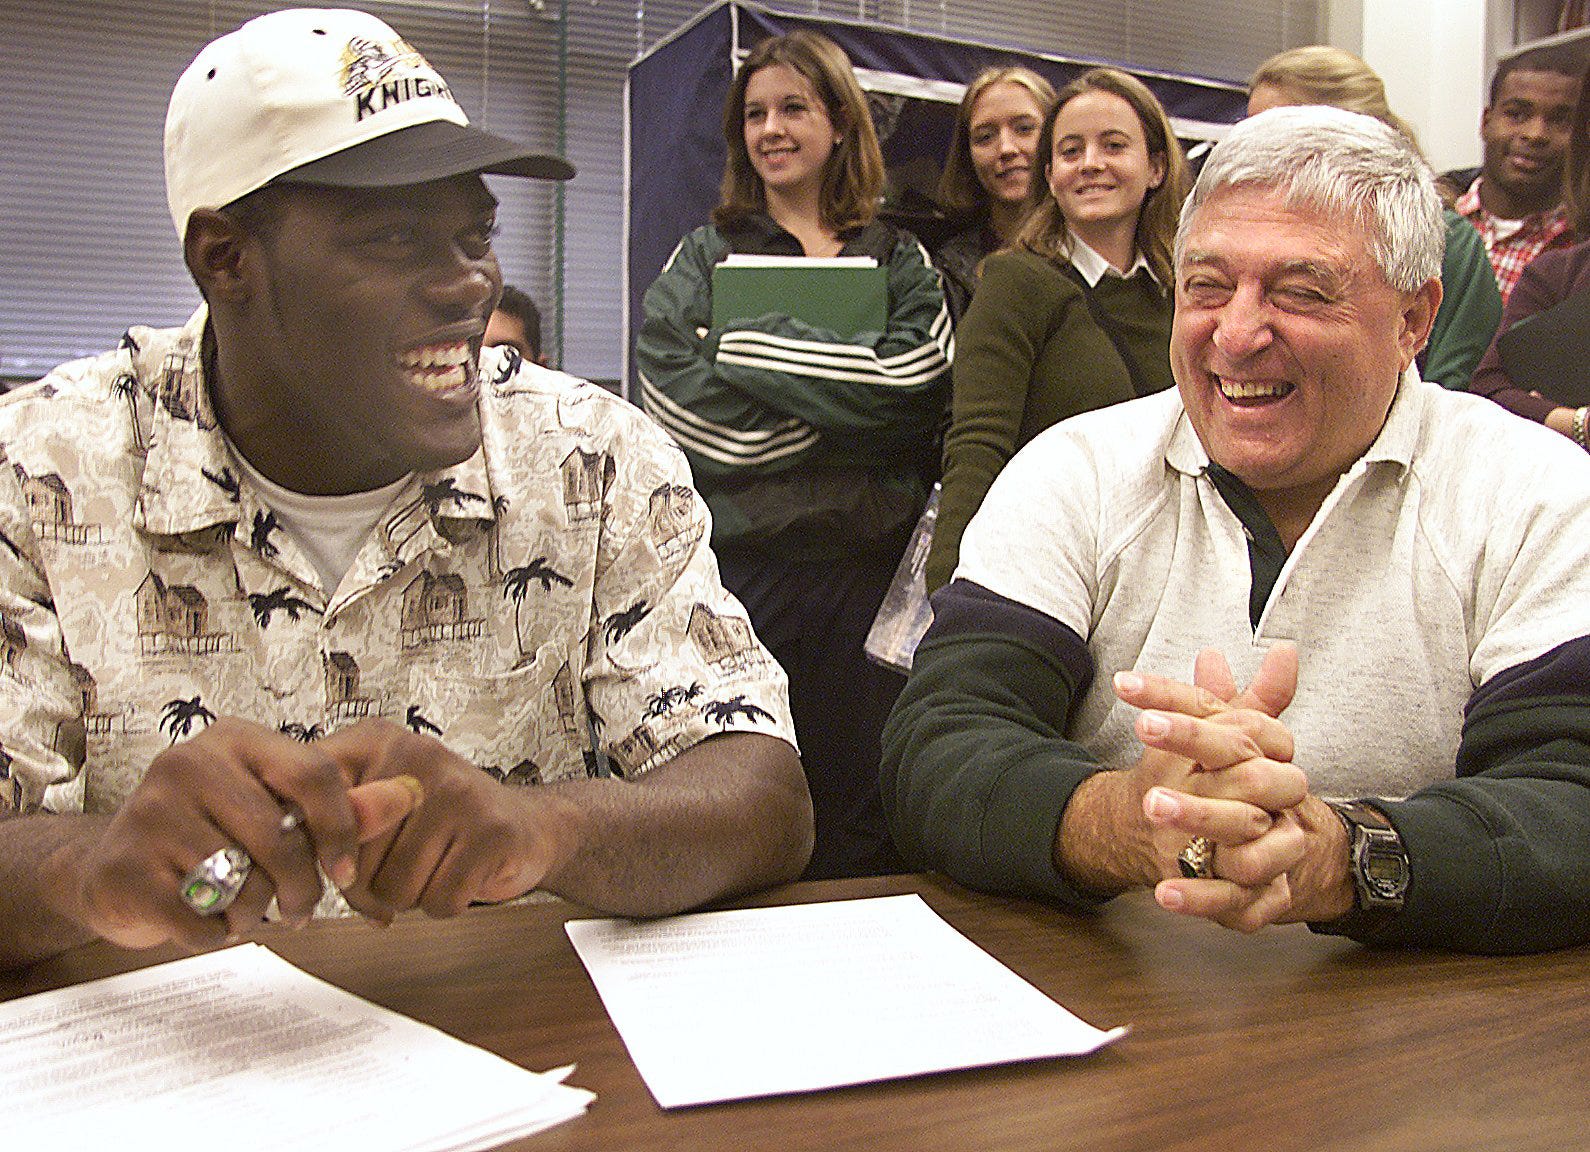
[1338, 636, 1590, 953]
[880, 580, 1110, 905]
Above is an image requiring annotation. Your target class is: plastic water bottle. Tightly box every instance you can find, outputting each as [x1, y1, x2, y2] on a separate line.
[864, 482, 939, 673]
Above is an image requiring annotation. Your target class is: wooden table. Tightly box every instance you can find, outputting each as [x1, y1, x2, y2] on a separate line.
[4, 873, 1587, 1151]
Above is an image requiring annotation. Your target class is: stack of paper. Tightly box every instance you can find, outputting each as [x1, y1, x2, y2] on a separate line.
[0, 943, 592, 1152]
[567, 894, 1124, 1108]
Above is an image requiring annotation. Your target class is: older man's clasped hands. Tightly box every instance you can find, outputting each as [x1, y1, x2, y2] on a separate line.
[1069, 643, 1355, 933]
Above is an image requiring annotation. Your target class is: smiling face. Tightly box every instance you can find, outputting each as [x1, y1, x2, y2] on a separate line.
[967, 80, 1046, 208]
[1047, 89, 1165, 242]
[1171, 185, 1437, 536]
[743, 62, 838, 203]
[1480, 68, 1580, 218]
[218, 175, 501, 495]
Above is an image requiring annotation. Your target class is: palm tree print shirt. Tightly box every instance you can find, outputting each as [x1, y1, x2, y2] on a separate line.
[0, 308, 795, 821]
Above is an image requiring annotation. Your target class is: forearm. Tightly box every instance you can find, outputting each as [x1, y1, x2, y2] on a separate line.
[928, 376, 1030, 593]
[1542, 405, 1581, 441]
[636, 235, 820, 476]
[713, 244, 951, 431]
[0, 812, 107, 970]
[1370, 770, 1590, 954]
[1467, 269, 1563, 422]
[1467, 368, 1563, 424]
[713, 324, 949, 432]
[1054, 769, 1155, 896]
[881, 623, 1106, 905]
[924, 456, 997, 593]
[926, 301, 1046, 592]
[538, 733, 811, 917]
[1346, 676, 1590, 953]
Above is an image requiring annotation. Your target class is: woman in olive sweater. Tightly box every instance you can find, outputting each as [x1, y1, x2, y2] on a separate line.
[926, 69, 1188, 591]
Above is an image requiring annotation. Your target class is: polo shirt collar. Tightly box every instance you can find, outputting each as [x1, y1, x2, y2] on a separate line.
[1357, 364, 1425, 472]
[1165, 364, 1426, 481]
[134, 307, 242, 540]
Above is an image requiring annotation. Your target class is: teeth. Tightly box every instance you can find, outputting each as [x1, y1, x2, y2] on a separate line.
[1219, 379, 1292, 400]
[399, 341, 474, 392]
[400, 341, 471, 370]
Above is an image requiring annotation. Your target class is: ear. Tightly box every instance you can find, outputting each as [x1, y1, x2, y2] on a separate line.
[1398, 277, 1443, 368]
[183, 209, 254, 305]
[1148, 151, 1167, 191]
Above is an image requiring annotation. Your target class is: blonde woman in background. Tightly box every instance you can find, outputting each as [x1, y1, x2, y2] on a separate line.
[926, 68, 1188, 592]
[1247, 46, 1503, 391]
[933, 66, 1057, 322]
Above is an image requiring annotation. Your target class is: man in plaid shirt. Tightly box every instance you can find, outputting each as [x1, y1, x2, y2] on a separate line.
[1450, 47, 1582, 302]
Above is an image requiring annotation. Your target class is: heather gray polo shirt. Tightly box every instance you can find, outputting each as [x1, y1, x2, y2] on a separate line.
[956, 372, 1590, 798]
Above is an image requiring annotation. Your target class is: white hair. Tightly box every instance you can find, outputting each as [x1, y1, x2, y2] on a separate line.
[1176, 105, 1443, 294]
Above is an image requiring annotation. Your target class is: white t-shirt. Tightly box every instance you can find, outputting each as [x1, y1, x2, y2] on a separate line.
[226, 440, 408, 597]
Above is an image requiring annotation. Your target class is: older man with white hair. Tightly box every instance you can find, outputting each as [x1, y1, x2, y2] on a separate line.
[882, 105, 1590, 954]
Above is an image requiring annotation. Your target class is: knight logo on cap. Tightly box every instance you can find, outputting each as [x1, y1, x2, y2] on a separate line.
[165, 8, 572, 238]
[342, 34, 455, 121]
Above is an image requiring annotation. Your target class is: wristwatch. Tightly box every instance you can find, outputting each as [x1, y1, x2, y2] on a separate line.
[1318, 798, 1409, 936]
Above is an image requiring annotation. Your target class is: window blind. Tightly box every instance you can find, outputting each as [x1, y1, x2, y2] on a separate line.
[2, 0, 1323, 386]
[1, 0, 561, 380]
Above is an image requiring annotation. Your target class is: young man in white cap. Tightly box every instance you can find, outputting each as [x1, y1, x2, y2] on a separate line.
[0, 8, 811, 968]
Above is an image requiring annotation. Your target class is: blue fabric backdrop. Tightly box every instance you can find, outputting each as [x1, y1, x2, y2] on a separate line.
[624, 1, 1248, 392]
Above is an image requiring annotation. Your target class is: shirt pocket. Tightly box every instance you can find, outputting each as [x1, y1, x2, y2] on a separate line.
[414, 638, 593, 785]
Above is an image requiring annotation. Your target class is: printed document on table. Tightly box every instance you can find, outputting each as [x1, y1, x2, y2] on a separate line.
[566, 893, 1125, 1108]
[0, 942, 592, 1152]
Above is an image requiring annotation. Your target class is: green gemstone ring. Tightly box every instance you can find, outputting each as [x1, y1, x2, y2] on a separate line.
[180, 846, 253, 915]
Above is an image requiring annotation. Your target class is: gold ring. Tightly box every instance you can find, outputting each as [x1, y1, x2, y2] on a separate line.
[1177, 835, 1215, 880]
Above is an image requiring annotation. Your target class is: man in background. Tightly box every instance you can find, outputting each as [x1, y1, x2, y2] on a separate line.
[1446, 45, 1582, 300]
[486, 283, 545, 365]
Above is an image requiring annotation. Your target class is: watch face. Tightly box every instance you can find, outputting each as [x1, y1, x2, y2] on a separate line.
[1358, 830, 1409, 904]
[1365, 854, 1401, 883]
[1365, 854, 1407, 896]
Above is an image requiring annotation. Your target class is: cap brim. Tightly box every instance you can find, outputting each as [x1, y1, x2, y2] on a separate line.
[275, 120, 574, 187]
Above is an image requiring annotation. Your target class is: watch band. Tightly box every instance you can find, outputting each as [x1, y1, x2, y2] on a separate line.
[1313, 797, 1409, 938]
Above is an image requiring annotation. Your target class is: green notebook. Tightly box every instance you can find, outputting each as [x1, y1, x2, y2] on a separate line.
[711, 256, 888, 339]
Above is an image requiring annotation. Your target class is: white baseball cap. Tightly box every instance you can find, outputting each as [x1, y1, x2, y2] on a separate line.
[164, 7, 573, 237]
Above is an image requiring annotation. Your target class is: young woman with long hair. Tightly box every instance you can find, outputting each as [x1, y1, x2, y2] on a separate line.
[933, 66, 1057, 322]
[926, 68, 1187, 592]
[636, 30, 952, 877]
